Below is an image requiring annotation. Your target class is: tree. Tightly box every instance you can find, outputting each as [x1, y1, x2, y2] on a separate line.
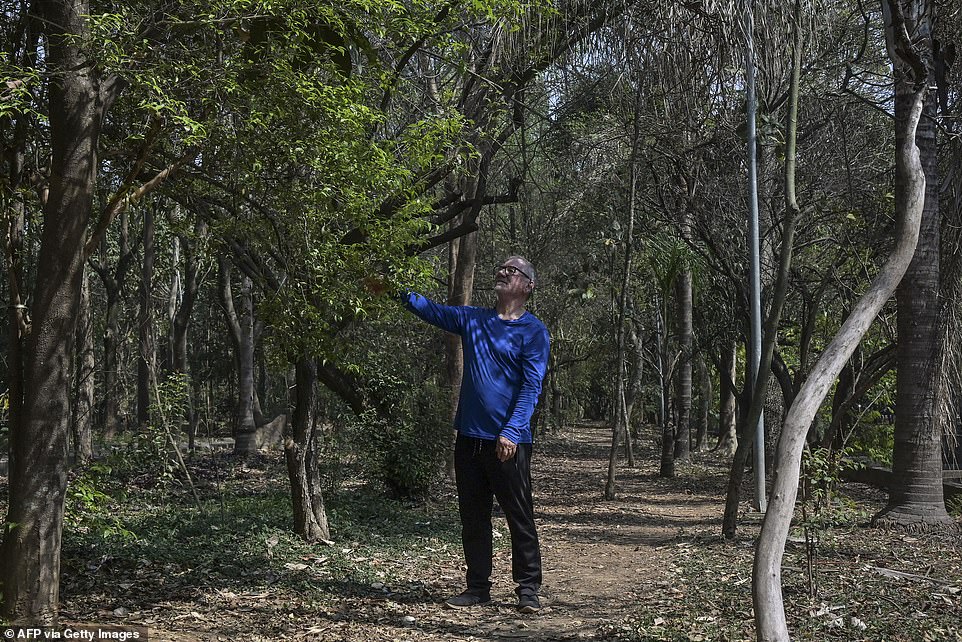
[873, 0, 954, 530]
[605, 82, 641, 500]
[753, 0, 933, 637]
[1, 0, 119, 623]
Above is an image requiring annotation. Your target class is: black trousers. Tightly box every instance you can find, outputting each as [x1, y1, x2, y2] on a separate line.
[454, 433, 542, 597]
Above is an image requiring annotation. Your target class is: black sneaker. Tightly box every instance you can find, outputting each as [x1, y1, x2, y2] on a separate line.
[444, 591, 491, 608]
[518, 594, 541, 613]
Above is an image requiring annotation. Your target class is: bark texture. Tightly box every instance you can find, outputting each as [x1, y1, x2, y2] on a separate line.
[71, 267, 95, 461]
[1, 0, 104, 623]
[874, 21, 953, 530]
[285, 357, 331, 542]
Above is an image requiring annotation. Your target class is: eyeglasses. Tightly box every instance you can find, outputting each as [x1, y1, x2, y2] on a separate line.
[495, 264, 532, 281]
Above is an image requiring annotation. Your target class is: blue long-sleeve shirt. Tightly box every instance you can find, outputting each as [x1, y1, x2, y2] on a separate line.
[404, 292, 550, 444]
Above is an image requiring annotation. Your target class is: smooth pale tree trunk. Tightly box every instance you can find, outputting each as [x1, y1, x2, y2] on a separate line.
[219, 258, 258, 454]
[71, 267, 95, 462]
[285, 357, 330, 541]
[136, 206, 155, 426]
[874, 7, 953, 530]
[753, 3, 930, 637]
[0, 0, 107, 622]
[717, 343, 738, 456]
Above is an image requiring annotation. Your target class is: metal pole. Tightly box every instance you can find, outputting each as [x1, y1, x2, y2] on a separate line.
[745, 0, 767, 513]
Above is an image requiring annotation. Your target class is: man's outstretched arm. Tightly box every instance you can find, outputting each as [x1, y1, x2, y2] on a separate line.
[403, 292, 465, 335]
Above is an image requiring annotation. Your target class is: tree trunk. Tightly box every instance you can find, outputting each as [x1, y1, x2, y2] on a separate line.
[695, 355, 710, 451]
[605, 84, 641, 499]
[443, 155, 488, 476]
[71, 266, 95, 462]
[136, 205, 155, 426]
[717, 342, 738, 456]
[444, 206, 477, 477]
[219, 258, 258, 454]
[285, 356, 331, 542]
[549, 357, 563, 431]
[874, 6, 953, 530]
[166, 235, 180, 372]
[624, 324, 645, 440]
[1, 0, 106, 622]
[724, 0, 805, 538]
[673, 264, 693, 461]
[91, 208, 134, 439]
[172, 221, 205, 448]
[753, 3, 932, 637]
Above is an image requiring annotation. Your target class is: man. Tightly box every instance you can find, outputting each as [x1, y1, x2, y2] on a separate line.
[403, 256, 549, 613]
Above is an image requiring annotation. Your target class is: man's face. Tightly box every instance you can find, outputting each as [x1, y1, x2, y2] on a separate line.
[493, 258, 533, 298]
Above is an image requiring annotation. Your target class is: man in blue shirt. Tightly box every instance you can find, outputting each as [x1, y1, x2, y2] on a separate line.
[404, 256, 550, 613]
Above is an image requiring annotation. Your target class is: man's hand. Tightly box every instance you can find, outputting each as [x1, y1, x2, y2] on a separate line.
[496, 435, 517, 462]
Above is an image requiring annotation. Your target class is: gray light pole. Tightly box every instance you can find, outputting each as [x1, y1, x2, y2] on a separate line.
[745, 0, 767, 513]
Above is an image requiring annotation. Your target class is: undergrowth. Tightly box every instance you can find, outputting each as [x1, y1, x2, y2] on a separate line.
[601, 488, 962, 642]
[60, 448, 467, 616]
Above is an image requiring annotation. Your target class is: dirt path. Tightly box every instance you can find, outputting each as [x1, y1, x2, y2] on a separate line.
[134, 422, 728, 642]
[433, 421, 725, 641]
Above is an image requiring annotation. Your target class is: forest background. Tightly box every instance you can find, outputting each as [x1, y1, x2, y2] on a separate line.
[0, 0, 960, 640]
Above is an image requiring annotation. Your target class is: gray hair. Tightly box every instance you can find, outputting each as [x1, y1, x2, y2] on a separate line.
[505, 255, 536, 286]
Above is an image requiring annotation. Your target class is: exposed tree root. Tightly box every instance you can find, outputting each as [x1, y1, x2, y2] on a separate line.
[871, 507, 959, 533]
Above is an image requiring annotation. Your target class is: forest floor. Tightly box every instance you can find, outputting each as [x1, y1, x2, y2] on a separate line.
[42, 421, 962, 640]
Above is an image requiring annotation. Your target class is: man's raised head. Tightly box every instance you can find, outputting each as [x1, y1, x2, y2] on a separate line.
[494, 255, 536, 300]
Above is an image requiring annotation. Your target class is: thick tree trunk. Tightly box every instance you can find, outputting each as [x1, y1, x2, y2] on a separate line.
[874, 24, 953, 529]
[754, 3, 932, 637]
[71, 267, 95, 462]
[5, 76, 28, 478]
[136, 206, 155, 426]
[1, 0, 105, 622]
[285, 357, 331, 542]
